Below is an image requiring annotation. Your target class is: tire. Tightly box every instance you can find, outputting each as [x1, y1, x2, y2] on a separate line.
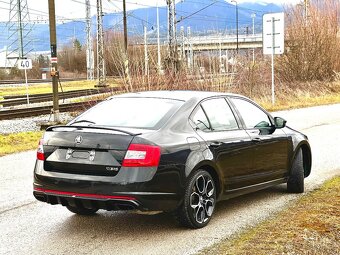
[66, 205, 98, 215]
[175, 170, 217, 229]
[287, 149, 304, 193]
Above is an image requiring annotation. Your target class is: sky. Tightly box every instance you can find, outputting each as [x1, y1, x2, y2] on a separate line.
[0, 0, 300, 23]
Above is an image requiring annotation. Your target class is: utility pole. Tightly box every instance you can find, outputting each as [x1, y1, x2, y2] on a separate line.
[85, 0, 94, 80]
[122, 0, 132, 91]
[123, 0, 128, 54]
[166, 0, 178, 70]
[225, 49, 229, 73]
[156, 3, 162, 74]
[304, 0, 310, 25]
[187, 26, 193, 71]
[180, 26, 185, 61]
[48, 0, 59, 122]
[144, 26, 148, 77]
[96, 0, 106, 87]
[219, 34, 222, 74]
[251, 13, 256, 65]
[231, 0, 239, 53]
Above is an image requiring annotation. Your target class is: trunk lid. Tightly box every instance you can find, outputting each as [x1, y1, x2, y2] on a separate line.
[42, 125, 140, 176]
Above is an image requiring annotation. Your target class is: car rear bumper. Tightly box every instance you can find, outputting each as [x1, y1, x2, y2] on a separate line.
[33, 187, 140, 211]
[33, 160, 183, 212]
[33, 185, 180, 212]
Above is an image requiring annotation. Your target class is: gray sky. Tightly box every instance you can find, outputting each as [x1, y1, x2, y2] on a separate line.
[0, 0, 300, 23]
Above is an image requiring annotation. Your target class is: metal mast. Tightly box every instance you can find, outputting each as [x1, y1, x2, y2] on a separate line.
[96, 0, 106, 87]
[187, 27, 193, 71]
[166, 0, 178, 69]
[6, 0, 33, 60]
[180, 26, 185, 61]
[304, 0, 310, 25]
[156, 3, 162, 74]
[86, 0, 94, 80]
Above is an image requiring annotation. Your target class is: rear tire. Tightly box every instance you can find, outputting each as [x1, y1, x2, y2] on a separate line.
[287, 149, 304, 193]
[175, 170, 216, 229]
[66, 205, 98, 215]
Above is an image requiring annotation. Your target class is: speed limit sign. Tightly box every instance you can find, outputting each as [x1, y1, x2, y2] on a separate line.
[18, 59, 33, 70]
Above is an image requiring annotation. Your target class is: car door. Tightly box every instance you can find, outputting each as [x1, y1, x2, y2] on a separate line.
[190, 97, 254, 192]
[229, 96, 289, 184]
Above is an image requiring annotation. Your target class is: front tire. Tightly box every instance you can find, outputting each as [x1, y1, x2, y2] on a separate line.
[66, 205, 98, 215]
[287, 149, 304, 193]
[175, 170, 216, 229]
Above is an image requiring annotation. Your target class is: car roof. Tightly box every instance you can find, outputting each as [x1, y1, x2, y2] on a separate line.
[110, 90, 243, 102]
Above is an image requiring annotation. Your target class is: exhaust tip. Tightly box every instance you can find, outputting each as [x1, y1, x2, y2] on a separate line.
[33, 192, 47, 202]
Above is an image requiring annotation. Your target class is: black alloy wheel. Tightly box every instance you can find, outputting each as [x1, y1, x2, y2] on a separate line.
[176, 170, 216, 229]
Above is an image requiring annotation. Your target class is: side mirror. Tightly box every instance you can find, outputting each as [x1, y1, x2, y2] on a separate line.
[274, 117, 287, 129]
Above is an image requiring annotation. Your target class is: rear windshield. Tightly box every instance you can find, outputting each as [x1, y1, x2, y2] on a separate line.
[71, 97, 184, 129]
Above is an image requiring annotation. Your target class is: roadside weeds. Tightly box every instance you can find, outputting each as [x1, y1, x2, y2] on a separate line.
[199, 177, 340, 255]
[0, 131, 43, 157]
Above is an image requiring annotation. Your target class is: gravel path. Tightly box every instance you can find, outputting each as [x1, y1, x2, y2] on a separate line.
[0, 113, 74, 134]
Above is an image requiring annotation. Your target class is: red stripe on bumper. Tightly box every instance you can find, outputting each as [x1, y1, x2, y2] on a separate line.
[34, 187, 136, 201]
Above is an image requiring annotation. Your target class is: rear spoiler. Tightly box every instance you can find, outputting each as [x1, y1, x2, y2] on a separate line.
[45, 125, 141, 136]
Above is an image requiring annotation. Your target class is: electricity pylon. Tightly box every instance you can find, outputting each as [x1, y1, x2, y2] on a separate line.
[96, 0, 106, 86]
[6, 0, 34, 61]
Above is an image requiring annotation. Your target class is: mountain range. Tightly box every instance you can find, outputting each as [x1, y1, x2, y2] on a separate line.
[0, 0, 282, 52]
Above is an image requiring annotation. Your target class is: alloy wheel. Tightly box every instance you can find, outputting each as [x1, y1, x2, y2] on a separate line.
[189, 174, 216, 224]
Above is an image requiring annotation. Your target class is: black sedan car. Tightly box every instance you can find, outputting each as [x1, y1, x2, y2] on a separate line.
[33, 91, 311, 228]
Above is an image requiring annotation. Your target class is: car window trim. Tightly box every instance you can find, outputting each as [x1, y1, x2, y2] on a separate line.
[227, 96, 274, 130]
[189, 104, 212, 132]
[190, 96, 241, 133]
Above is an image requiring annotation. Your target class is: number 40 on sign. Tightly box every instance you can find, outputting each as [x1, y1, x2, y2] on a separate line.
[18, 59, 33, 70]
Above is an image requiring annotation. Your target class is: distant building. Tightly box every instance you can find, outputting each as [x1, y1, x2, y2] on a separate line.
[0, 48, 16, 71]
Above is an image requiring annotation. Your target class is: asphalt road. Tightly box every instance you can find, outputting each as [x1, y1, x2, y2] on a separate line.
[1, 104, 340, 255]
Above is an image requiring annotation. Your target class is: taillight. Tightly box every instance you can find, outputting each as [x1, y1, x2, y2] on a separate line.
[122, 144, 161, 167]
[37, 139, 45, 161]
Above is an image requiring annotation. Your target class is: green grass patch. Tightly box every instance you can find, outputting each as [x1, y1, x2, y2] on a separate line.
[0, 131, 43, 157]
[200, 176, 340, 255]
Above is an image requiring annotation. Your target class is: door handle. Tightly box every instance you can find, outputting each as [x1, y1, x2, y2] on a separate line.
[252, 137, 262, 142]
[210, 141, 223, 147]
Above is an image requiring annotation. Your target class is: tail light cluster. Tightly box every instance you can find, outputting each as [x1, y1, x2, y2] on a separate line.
[37, 139, 45, 161]
[122, 144, 161, 167]
[36, 139, 161, 167]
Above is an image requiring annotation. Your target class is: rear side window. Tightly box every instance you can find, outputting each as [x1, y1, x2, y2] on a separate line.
[72, 97, 184, 129]
[191, 106, 210, 131]
[200, 98, 238, 131]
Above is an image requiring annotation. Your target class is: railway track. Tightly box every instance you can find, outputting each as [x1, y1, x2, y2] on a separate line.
[1, 88, 118, 107]
[0, 101, 102, 120]
[0, 77, 87, 85]
[0, 76, 121, 86]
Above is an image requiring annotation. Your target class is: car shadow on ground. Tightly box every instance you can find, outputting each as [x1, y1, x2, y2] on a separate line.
[57, 183, 291, 236]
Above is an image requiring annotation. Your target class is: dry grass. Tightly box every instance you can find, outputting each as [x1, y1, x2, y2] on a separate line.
[200, 177, 340, 255]
[0, 131, 43, 157]
[0, 79, 120, 98]
[256, 81, 340, 112]
[259, 93, 340, 112]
